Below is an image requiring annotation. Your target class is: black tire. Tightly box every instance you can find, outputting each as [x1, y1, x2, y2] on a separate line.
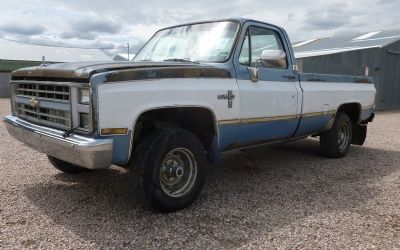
[131, 128, 207, 212]
[47, 155, 89, 174]
[320, 112, 353, 158]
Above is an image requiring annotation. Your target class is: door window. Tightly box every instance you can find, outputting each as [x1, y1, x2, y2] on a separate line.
[239, 26, 288, 69]
[239, 30, 250, 65]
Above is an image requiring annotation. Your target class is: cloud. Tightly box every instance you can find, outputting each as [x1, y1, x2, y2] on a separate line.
[378, 0, 394, 3]
[60, 31, 97, 40]
[0, 0, 399, 55]
[59, 14, 121, 40]
[0, 23, 46, 36]
[70, 16, 121, 34]
[303, 10, 353, 30]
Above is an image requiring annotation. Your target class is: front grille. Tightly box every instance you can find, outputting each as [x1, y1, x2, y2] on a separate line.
[13, 81, 72, 130]
[16, 83, 70, 102]
[17, 103, 71, 128]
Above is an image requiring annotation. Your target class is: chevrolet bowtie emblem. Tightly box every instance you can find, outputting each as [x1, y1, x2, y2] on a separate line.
[29, 97, 39, 108]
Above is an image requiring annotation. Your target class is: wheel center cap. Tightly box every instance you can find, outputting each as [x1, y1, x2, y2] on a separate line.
[167, 163, 184, 179]
[175, 166, 184, 178]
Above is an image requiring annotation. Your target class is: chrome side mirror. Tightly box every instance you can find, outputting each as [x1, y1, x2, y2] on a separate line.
[260, 50, 287, 68]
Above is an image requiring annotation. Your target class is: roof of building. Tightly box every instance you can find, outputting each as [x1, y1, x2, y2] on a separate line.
[0, 38, 111, 62]
[113, 53, 136, 61]
[293, 29, 400, 58]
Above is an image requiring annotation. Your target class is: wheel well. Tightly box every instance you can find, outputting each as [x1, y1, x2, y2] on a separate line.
[337, 103, 361, 124]
[133, 107, 217, 151]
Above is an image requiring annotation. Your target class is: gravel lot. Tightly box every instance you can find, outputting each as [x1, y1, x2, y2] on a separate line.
[0, 97, 399, 249]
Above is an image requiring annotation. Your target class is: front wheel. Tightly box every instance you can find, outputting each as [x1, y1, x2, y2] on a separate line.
[320, 112, 353, 158]
[132, 128, 207, 212]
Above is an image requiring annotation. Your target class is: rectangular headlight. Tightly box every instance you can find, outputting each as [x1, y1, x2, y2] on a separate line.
[79, 88, 90, 105]
[79, 113, 90, 129]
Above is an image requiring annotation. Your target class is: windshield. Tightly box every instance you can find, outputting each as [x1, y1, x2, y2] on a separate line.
[134, 21, 239, 63]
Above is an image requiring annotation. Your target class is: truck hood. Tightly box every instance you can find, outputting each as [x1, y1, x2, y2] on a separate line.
[11, 61, 232, 82]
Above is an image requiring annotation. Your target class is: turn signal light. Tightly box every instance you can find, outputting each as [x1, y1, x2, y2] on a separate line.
[101, 128, 128, 135]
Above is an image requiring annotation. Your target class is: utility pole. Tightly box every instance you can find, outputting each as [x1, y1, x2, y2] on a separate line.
[127, 43, 130, 61]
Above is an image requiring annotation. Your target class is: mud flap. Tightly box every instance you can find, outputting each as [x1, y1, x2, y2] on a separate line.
[351, 124, 367, 145]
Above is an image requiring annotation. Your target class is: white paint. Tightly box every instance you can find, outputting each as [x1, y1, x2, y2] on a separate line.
[294, 45, 380, 59]
[300, 81, 376, 115]
[97, 78, 376, 133]
[292, 39, 319, 48]
[236, 79, 298, 119]
[365, 66, 369, 77]
[353, 31, 382, 41]
[236, 75, 300, 138]
[97, 78, 240, 129]
[350, 34, 400, 43]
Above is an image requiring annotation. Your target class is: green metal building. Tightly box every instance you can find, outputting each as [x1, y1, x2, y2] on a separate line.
[0, 38, 111, 98]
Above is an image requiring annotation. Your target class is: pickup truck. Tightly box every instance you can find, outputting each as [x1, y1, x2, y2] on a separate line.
[4, 18, 376, 212]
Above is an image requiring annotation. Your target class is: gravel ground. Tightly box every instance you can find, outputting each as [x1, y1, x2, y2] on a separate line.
[0, 97, 399, 249]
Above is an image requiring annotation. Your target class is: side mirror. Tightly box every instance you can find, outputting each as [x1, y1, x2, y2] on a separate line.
[260, 50, 287, 68]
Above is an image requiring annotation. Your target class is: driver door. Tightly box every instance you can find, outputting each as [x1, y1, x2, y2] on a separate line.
[234, 23, 301, 146]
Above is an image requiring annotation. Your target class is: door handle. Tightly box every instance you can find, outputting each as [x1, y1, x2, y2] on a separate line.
[282, 74, 296, 80]
[248, 67, 259, 82]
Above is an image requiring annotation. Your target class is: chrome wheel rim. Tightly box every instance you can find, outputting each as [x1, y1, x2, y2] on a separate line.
[338, 122, 350, 151]
[159, 148, 197, 198]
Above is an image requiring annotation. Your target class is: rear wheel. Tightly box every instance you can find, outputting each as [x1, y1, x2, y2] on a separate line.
[47, 155, 89, 174]
[131, 128, 207, 212]
[320, 112, 353, 158]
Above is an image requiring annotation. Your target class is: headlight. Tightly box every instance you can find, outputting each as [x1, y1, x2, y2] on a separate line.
[79, 88, 90, 105]
[79, 113, 90, 129]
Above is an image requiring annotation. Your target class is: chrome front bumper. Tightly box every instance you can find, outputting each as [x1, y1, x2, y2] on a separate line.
[4, 115, 113, 169]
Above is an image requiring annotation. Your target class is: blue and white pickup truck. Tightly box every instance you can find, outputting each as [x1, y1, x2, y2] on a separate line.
[4, 18, 376, 212]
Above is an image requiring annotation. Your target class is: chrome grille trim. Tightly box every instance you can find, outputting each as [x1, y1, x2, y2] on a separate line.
[16, 82, 70, 102]
[17, 103, 71, 129]
[12, 80, 74, 130]
[12, 80, 89, 87]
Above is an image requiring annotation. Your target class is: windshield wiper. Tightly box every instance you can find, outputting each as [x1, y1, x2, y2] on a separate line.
[163, 58, 200, 64]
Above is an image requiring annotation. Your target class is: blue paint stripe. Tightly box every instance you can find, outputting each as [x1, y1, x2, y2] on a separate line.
[218, 124, 238, 151]
[97, 132, 131, 165]
[218, 115, 334, 151]
[236, 119, 299, 145]
[295, 115, 333, 137]
[218, 118, 298, 151]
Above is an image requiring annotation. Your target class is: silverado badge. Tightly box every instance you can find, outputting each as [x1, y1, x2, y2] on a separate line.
[218, 90, 235, 108]
[29, 97, 39, 108]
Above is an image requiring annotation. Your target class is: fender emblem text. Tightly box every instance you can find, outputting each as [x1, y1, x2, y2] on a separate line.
[218, 90, 235, 108]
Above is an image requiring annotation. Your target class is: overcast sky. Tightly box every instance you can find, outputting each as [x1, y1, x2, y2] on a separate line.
[0, 0, 399, 55]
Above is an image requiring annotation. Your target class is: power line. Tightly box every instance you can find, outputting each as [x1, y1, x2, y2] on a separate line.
[0, 37, 115, 50]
